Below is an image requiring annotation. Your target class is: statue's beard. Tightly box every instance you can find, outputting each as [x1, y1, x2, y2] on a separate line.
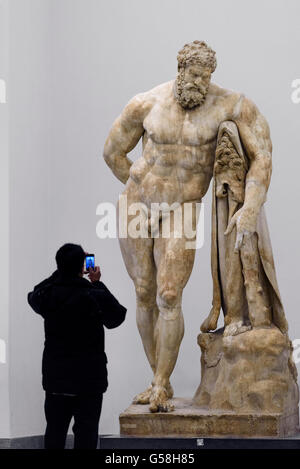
[175, 71, 210, 109]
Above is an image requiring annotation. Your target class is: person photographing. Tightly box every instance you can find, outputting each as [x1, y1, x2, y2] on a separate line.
[27, 243, 127, 449]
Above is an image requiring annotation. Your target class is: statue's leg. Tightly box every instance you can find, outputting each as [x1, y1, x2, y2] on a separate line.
[149, 210, 197, 412]
[117, 196, 172, 404]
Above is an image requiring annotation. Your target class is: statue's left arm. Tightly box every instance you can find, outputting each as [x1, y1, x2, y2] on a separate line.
[225, 97, 272, 250]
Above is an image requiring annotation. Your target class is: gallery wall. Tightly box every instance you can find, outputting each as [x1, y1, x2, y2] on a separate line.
[0, 0, 10, 439]
[9, 0, 51, 437]
[5, 0, 300, 437]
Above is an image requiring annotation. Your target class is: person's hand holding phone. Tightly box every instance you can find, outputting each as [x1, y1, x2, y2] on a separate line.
[84, 253, 95, 274]
[88, 265, 101, 283]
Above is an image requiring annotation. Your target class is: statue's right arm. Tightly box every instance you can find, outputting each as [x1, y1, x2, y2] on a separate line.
[103, 93, 147, 184]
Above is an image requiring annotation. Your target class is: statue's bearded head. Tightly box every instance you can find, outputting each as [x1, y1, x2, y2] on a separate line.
[175, 40, 217, 109]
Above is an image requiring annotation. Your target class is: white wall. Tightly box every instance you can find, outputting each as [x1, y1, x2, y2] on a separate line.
[0, 0, 10, 439]
[9, 0, 51, 437]
[6, 0, 300, 437]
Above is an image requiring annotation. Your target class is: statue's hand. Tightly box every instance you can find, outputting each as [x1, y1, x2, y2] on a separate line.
[224, 206, 258, 252]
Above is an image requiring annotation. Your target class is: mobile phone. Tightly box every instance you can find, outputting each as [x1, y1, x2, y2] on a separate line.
[85, 254, 95, 271]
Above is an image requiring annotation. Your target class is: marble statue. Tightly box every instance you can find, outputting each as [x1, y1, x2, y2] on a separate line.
[104, 41, 299, 434]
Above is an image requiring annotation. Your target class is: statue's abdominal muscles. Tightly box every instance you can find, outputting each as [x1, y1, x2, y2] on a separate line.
[129, 135, 215, 207]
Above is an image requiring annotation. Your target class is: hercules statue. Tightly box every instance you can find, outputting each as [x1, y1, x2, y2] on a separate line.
[103, 40, 274, 413]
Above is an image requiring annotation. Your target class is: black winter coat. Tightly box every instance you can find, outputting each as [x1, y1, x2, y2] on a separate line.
[27, 271, 127, 394]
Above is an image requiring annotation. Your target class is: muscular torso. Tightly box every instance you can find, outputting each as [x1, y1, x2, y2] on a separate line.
[126, 81, 243, 207]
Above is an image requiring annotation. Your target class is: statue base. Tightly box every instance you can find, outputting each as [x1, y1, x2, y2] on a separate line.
[120, 327, 299, 438]
[119, 398, 298, 438]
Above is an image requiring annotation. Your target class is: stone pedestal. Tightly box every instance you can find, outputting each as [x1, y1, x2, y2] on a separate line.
[194, 327, 299, 417]
[120, 398, 298, 438]
[120, 326, 299, 438]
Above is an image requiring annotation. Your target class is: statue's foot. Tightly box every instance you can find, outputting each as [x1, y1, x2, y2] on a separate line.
[200, 307, 220, 333]
[224, 320, 251, 337]
[165, 382, 174, 399]
[133, 382, 174, 405]
[149, 385, 174, 413]
[132, 386, 152, 405]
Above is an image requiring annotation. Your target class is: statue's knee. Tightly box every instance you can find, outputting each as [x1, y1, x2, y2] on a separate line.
[135, 281, 154, 304]
[158, 288, 178, 308]
[157, 288, 182, 320]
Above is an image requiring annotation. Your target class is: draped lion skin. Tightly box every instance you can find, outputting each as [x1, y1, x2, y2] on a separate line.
[103, 41, 272, 413]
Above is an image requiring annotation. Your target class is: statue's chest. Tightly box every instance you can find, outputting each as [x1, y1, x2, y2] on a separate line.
[143, 102, 222, 147]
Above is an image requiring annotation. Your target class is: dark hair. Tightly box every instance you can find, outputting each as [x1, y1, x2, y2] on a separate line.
[55, 243, 85, 278]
